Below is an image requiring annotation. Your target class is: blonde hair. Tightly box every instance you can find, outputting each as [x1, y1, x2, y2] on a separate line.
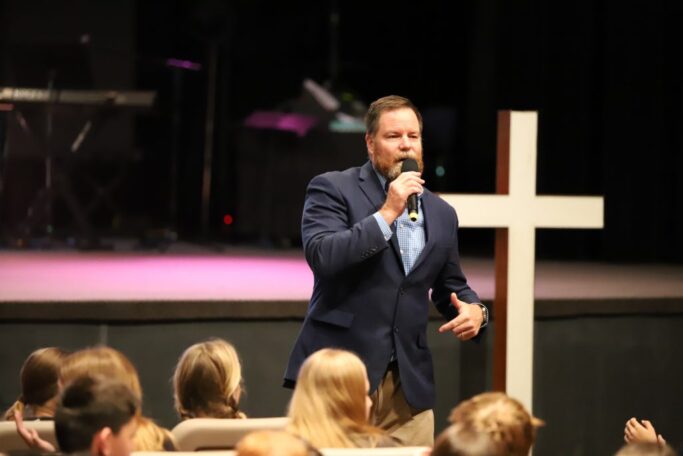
[432, 423, 498, 456]
[236, 430, 310, 456]
[60, 346, 143, 401]
[615, 443, 677, 456]
[173, 338, 245, 419]
[4, 347, 69, 420]
[134, 416, 177, 451]
[287, 348, 382, 448]
[449, 392, 544, 456]
[59, 346, 174, 451]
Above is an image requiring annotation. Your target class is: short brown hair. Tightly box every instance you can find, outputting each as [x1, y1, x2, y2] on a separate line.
[432, 423, 499, 456]
[55, 375, 139, 453]
[364, 95, 423, 137]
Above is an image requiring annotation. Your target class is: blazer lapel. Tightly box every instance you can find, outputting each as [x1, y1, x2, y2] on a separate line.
[408, 191, 437, 275]
[358, 161, 403, 265]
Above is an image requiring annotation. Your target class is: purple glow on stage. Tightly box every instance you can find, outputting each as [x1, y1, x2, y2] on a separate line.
[165, 58, 202, 71]
[244, 111, 318, 137]
[0, 252, 312, 302]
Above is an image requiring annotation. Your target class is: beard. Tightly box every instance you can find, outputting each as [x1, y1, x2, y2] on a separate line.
[379, 154, 425, 182]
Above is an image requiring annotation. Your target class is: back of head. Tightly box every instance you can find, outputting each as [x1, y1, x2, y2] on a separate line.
[55, 375, 139, 453]
[236, 431, 310, 456]
[615, 443, 678, 456]
[449, 392, 543, 456]
[432, 423, 500, 456]
[173, 338, 245, 419]
[287, 348, 375, 448]
[60, 346, 143, 401]
[4, 347, 69, 420]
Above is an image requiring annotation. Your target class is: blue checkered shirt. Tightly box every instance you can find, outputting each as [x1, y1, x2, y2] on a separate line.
[372, 172, 425, 274]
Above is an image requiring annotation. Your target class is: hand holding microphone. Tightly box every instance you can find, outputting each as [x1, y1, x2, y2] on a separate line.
[379, 159, 423, 225]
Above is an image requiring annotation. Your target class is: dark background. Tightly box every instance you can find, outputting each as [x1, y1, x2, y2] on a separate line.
[1, 2, 682, 455]
[1, 0, 681, 262]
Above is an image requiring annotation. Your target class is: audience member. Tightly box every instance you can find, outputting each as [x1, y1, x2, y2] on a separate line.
[615, 442, 677, 456]
[59, 346, 176, 451]
[4, 347, 69, 421]
[236, 430, 320, 456]
[173, 338, 246, 419]
[624, 418, 667, 446]
[287, 348, 396, 448]
[448, 392, 543, 456]
[55, 375, 139, 456]
[431, 422, 498, 456]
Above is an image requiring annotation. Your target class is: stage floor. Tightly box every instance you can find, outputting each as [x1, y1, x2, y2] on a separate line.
[1, 244, 682, 320]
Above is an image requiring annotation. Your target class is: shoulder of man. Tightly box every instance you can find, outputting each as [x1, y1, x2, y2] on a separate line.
[309, 164, 364, 187]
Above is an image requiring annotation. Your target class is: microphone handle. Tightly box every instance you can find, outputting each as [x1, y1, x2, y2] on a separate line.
[407, 194, 418, 222]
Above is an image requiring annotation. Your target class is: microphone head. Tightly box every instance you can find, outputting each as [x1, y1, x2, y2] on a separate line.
[401, 158, 419, 173]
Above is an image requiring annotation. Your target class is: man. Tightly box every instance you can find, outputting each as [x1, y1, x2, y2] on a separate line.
[284, 95, 488, 445]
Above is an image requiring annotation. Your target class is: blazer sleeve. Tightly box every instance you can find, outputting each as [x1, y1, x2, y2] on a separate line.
[430, 205, 482, 320]
[302, 173, 389, 278]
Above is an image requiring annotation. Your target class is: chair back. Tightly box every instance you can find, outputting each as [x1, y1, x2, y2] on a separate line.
[171, 417, 290, 451]
[0, 420, 57, 451]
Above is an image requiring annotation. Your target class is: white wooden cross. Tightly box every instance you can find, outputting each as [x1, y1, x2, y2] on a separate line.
[440, 111, 604, 411]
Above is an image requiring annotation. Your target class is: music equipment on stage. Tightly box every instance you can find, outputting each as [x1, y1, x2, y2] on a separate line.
[0, 87, 156, 108]
[0, 85, 156, 247]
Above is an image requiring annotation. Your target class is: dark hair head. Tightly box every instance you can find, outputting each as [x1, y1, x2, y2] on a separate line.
[364, 95, 422, 137]
[55, 375, 139, 453]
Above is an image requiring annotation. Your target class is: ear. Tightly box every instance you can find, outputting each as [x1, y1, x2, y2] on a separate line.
[365, 133, 374, 158]
[91, 427, 114, 456]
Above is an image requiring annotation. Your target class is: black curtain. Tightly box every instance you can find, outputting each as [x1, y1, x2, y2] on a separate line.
[459, 0, 683, 262]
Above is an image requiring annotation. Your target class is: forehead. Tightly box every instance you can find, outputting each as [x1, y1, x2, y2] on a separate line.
[377, 108, 420, 132]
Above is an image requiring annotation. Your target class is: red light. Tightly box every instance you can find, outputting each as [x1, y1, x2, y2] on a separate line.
[223, 214, 234, 225]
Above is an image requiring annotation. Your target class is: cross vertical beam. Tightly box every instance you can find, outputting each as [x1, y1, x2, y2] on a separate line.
[439, 110, 604, 411]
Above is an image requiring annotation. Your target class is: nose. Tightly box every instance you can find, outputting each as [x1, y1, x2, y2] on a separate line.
[399, 134, 411, 149]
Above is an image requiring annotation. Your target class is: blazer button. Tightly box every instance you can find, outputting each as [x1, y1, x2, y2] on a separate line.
[394, 327, 399, 333]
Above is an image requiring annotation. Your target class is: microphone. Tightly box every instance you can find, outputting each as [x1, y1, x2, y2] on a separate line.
[401, 159, 420, 222]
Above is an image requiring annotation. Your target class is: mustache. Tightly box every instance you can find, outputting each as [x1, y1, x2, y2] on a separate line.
[396, 154, 418, 163]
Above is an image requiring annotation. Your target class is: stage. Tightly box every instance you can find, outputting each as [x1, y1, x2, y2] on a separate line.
[1, 245, 682, 321]
[1, 245, 682, 454]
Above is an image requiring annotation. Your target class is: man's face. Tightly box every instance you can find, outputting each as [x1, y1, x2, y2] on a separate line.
[366, 107, 424, 181]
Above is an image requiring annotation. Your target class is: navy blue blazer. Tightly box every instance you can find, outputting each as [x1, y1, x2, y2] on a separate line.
[284, 161, 481, 410]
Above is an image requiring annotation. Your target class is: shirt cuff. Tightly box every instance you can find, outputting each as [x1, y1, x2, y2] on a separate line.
[373, 212, 393, 241]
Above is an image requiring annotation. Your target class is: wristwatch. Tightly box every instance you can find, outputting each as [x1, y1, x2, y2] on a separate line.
[477, 303, 489, 328]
